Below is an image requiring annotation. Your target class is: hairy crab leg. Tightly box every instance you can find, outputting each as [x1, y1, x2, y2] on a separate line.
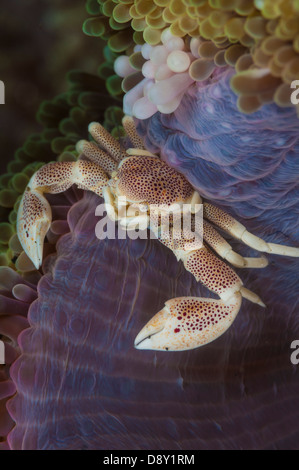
[122, 115, 145, 150]
[203, 203, 299, 257]
[135, 227, 264, 351]
[88, 122, 128, 162]
[76, 140, 117, 176]
[17, 160, 109, 269]
[203, 220, 268, 268]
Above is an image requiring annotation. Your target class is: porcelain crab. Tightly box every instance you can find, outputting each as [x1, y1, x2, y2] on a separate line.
[17, 116, 299, 351]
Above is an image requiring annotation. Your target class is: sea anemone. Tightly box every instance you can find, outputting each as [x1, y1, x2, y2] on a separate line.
[115, 29, 233, 118]
[84, 0, 299, 114]
[1, 66, 299, 448]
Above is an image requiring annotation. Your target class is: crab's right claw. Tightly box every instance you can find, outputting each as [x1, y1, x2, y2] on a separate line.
[17, 189, 52, 270]
[134, 294, 242, 352]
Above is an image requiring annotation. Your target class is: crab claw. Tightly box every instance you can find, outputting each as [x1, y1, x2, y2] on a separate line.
[17, 189, 52, 270]
[134, 294, 242, 351]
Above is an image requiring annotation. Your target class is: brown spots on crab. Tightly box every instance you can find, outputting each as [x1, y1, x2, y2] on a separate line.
[168, 296, 241, 349]
[169, 298, 235, 339]
[76, 160, 108, 196]
[31, 162, 74, 193]
[122, 115, 145, 150]
[135, 294, 242, 351]
[203, 219, 228, 248]
[203, 203, 235, 230]
[17, 159, 110, 269]
[76, 140, 117, 176]
[184, 244, 242, 299]
[88, 122, 127, 162]
[203, 203, 246, 240]
[157, 223, 201, 258]
[30, 161, 108, 197]
[18, 191, 47, 240]
[17, 189, 52, 269]
[116, 156, 194, 205]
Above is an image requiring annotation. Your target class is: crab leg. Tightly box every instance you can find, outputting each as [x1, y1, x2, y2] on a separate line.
[17, 160, 108, 269]
[204, 203, 299, 257]
[203, 220, 268, 268]
[17, 189, 52, 272]
[88, 122, 127, 162]
[135, 229, 264, 351]
[122, 116, 159, 158]
[125, 148, 159, 158]
[76, 140, 117, 176]
[122, 115, 145, 150]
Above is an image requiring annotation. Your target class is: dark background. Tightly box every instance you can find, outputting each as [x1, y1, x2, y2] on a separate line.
[0, 0, 101, 173]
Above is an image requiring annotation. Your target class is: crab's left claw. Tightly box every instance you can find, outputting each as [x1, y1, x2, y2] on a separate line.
[17, 160, 109, 269]
[17, 189, 52, 270]
[134, 294, 242, 351]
